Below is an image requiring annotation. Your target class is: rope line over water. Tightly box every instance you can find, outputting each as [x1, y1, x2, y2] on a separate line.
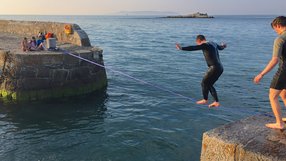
[64, 51, 196, 102]
[64, 51, 270, 117]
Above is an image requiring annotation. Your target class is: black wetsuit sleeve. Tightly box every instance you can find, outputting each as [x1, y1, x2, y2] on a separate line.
[181, 44, 207, 51]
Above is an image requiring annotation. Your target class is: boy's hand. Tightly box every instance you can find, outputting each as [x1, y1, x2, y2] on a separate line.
[221, 43, 227, 49]
[253, 74, 263, 84]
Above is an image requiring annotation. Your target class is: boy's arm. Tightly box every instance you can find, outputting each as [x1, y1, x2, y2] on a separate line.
[181, 45, 204, 51]
[176, 43, 206, 51]
[254, 38, 283, 84]
[258, 57, 279, 77]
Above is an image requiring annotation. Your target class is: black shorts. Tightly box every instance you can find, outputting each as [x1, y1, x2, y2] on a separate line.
[270, 70, 286, 90]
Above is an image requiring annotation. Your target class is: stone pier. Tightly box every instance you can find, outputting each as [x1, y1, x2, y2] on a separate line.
[0, 20, 107, 102]
[200, 114, 286, 161]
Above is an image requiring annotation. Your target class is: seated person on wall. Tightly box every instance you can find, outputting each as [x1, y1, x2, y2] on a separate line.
[21, 37, 29, 52]
[45, 32, 54, 39]
[38, 32, 46, 40]
[36, 35, 46, 50]
[29, 36, 37, 51]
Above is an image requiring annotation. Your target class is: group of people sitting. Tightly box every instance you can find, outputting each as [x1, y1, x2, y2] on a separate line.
[21, 32, 53, 52]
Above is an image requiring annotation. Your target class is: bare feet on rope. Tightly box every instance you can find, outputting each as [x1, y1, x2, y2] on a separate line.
[208, 102, 220, 108]
[196, 99, 208, 105]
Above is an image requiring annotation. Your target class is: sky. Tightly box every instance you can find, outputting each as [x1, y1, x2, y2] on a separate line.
[0, 0, 285, 15]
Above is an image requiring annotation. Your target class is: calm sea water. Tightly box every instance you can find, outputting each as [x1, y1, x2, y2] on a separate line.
[0, 15, 281, 161]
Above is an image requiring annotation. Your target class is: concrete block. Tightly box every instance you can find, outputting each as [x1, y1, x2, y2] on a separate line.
[201, 114, 286, 161]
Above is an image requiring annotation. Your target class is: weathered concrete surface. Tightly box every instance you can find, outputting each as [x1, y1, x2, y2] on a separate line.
[201, 114, 286, 161]
[0, 20, 91, 47]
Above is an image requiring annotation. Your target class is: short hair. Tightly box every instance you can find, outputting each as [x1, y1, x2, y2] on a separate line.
[271, 16, 286, 28]
[196, 35, 206, 41]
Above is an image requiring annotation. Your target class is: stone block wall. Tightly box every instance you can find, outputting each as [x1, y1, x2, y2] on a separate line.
[0, 20, 91, 47]
[0, 49, 107, 102]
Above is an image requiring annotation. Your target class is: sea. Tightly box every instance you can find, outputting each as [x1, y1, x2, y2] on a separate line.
[0, 15, 282, 161]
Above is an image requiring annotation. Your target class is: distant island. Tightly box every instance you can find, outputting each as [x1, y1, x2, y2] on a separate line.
[164, 12, 214, 18]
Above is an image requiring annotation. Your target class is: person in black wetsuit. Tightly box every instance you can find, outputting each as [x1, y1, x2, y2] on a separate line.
[176, 35, 227, 108]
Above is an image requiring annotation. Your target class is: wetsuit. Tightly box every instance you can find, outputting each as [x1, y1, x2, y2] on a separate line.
[181, 42, 224, 102]
[270, 31, 286, 90]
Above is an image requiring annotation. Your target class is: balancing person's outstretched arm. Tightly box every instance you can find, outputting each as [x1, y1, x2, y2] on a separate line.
[176, 43, 207, 51]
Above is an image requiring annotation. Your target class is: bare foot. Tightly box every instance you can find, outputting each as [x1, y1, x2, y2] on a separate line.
[208, 102, 220, 108]
[196, 99, 208, 105]
[265, 123, 285, 129]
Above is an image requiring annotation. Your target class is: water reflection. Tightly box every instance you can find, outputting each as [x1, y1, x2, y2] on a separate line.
[1, 91, 108, 127]
[0, 92, 109, 161]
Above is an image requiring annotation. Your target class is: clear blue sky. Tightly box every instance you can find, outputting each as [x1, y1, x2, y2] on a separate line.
[0, 0, 285, 15]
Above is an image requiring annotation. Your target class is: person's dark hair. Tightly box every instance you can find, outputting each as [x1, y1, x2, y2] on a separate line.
[196, 35, 206, 41]
[271, 16, 286, 28]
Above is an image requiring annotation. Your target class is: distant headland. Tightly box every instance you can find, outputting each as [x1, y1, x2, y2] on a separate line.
[164, 12, 214, 18]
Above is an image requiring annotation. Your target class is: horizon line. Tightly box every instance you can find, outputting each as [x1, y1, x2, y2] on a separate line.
[0, 14, 283, 16]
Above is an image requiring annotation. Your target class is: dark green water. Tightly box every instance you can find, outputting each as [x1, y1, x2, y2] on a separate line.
[0, 15, 281, 161]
